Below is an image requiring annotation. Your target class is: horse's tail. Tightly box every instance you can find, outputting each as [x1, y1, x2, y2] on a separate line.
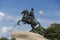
[37, 22, 45, 35]
[37, 22, 41, 27]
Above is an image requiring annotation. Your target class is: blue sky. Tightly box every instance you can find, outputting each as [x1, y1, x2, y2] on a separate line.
[0, 0, 60, 39]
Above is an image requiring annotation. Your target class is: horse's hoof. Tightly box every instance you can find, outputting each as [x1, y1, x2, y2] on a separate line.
[30, 30, 34, 32]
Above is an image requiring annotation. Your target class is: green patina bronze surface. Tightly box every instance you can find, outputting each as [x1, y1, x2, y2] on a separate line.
[17, 8, 45, 35]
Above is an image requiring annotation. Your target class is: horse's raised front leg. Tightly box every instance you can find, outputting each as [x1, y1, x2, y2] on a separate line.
[17, 20, 22, 25]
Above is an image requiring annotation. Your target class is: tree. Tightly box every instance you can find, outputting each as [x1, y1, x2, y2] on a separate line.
[11, 38, 16, 40]
[44, 23, 60, 40]
[0, 37, 8, 40]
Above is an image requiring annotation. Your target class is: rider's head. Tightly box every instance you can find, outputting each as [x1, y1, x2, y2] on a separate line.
[31, 8, 34, 11]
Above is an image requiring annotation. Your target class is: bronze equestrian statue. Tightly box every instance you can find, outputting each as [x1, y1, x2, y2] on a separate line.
[17, 8, 41, 32]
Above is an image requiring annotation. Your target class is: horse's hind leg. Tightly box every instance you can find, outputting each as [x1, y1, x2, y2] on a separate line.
[30, 25, 35, 32]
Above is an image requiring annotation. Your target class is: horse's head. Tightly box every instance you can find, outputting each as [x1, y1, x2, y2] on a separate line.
[21, 10, 28, 15]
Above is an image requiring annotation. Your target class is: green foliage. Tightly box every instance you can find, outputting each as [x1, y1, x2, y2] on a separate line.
[0, 37, 8, 40]
[11, 38, 16, 40]
[44, 23, 60, 40]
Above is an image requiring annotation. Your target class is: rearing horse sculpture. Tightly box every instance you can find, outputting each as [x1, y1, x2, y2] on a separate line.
[17, 8, 41, 31]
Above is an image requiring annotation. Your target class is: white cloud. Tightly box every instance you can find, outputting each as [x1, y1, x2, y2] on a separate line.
[0, 12, 22, 22]
[2, 27, 8, 33]
[39, 10, 44, 14]
[2, 26, 12, 33]
[0, 12, 14, 21]
[0, 12, 5, 16]
[7, 16, 13, 20]
[0, 12, 5, 21]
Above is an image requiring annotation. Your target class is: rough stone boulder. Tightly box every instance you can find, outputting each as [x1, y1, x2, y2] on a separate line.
[11, 31, 48, 40]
